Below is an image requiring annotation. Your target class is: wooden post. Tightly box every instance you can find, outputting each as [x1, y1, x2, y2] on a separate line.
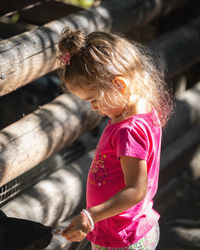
[0, 0, 190, 96]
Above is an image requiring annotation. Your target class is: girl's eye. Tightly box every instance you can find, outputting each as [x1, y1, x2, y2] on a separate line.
[91, 99, 97, 104]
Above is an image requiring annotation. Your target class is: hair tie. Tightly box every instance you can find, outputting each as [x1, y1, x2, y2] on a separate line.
[61, 52, 71, 65]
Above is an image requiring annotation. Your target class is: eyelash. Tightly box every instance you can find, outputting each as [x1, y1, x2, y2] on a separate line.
[90, 99, 97, 104]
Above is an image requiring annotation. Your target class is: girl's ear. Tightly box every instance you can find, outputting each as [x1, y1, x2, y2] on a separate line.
[112, 76, 127, 94]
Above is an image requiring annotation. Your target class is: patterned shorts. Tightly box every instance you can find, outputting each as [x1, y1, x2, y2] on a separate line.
[91, 222, 160, 250]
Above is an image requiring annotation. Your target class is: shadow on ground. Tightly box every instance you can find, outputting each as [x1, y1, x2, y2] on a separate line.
[157, 174, 200, 250]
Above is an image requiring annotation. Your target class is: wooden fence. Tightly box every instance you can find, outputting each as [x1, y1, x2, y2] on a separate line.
[0, 0, 200, 249]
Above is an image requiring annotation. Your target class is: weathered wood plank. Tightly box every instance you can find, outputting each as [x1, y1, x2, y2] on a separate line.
[0, 94, 102, 186]
[149, 16, 200, 79]
[0, 0, 190, 96]
[162, 82, 200, 147]
[1, 131, 95, 225]
[160, 125, 200, 187]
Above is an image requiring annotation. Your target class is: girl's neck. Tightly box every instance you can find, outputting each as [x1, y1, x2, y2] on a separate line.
[111, 99, 152, 124]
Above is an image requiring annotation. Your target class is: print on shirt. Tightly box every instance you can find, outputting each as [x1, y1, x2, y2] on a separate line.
[89, 150, 108, 187]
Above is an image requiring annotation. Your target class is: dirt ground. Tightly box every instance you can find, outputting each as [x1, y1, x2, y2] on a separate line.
[156, 170, 200, 250]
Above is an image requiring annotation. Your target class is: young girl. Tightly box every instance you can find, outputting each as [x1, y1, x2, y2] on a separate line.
[58, 27, 173, 249]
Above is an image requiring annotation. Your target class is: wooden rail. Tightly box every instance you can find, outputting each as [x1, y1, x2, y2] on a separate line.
[0, 94, 102, 186]
[149, 16, 200, 79]
[0, 0, 190, 96]
[162, 82, 200, 147]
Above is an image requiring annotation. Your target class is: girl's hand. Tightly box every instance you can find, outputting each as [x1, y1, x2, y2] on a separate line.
[61, 213, 91, 242]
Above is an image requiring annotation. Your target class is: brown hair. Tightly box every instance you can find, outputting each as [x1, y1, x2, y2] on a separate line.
[58, 27, 173, 127]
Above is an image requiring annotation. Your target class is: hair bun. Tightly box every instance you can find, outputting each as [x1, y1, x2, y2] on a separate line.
[58, 27, 86, 56]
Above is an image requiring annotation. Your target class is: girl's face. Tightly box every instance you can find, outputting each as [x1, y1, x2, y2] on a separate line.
[71, 87, 124, 121]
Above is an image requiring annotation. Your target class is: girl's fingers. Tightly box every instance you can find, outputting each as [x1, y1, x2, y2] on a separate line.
[62, 223, 74, 235]
[61, 214, 89, 242]
[63, 233, 77, 241]
[68, 236, 84, 242]
[63, 232, 85, 242]
[62, 229, 74, 238]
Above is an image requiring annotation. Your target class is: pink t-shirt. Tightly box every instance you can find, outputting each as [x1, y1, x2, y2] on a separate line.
[86, 110, 162, 248]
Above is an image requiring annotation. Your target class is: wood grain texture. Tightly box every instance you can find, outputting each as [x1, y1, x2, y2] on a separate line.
[0, 0, 190, 96]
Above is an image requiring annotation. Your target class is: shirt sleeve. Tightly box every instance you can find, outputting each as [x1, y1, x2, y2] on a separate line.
[114, 124, 148, 160]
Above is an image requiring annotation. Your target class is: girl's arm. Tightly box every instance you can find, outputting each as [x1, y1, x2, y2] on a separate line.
[62, 156, 147, 242]
[89, 156, 147, 223]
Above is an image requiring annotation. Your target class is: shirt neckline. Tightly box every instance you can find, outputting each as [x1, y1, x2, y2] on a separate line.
[108, 109, 155, 127]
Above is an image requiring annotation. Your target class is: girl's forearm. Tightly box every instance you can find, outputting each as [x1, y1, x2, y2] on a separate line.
[88, 185, 146, 224]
